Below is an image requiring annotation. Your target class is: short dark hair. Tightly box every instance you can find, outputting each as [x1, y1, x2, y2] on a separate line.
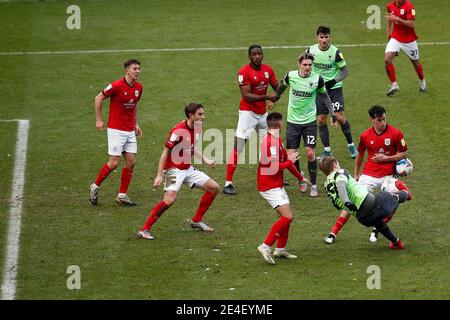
[319, 156, 337, 176]
[266, 112, 283, 128]
[248, 44, 263, 55]
[299, 52, 315, 63]
[317, 26, 331, 35]
[368, 105, 386, 118]
[185, 102, 204, 118]
[124, 59, 141, 69]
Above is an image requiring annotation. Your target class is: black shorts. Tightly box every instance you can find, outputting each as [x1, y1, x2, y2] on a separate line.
[316, 87, 345, 115]
[286, 121, 317, 149]
[357, 191, 400, 227]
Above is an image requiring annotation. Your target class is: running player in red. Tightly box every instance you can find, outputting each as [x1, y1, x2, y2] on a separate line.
[223, 44, 280, 195]
[89, 59, 143, 206]
[324, 105, 411, 244]
[385, 0, 426, 96]
[137, 103, 219, 240]
[256, 112, 309, 264]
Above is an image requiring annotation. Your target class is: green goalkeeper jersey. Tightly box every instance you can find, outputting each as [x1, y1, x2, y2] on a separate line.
[324, 169, 368, 215]
[284, 70, 325, 124]
[307, 44, 346, 89]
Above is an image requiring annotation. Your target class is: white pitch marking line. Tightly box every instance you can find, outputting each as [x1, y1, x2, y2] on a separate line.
[1, 119, 30, 300]
[0, 41, 449, 56]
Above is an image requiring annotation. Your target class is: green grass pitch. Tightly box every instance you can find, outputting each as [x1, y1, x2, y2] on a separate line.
[0, 0, 449, 299]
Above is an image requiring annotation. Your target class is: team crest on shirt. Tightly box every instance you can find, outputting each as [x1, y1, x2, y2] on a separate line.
[411, 9, 415, 16]
[135, 90, 139, 97]
[264, 72, 269, 78]
[238, 75, 244, 83]
[384, 138, 391, 146]
[401, 138, 406, 146]
[400, 9, 405, 15]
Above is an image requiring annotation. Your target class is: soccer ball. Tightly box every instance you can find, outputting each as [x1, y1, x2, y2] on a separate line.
[395, 158, 413, 177]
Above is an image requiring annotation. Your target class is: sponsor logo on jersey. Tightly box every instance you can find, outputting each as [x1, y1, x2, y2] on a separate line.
[124, 92, 128, 96]
[238, 75, 244, 83]
[264, 72, 269, 78]
[370, 140, 374, 144]
[314, 62, 332, 69]
[384, 138, 391, 146]
[292, 89, 313, 97]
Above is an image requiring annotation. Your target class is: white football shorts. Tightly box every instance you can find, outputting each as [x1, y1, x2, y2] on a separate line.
[107, 128, 137, 156]
[235, 110, 268, 140]
[259, 187, 290, 209]
[385, 38, 420, 60]
[163, 166, 210, 192]
[358, 174, 397, 193]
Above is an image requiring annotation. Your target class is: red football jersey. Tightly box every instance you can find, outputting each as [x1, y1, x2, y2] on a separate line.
[387, 0, 418, 43]
[102, 77, 143, 132]
[257, 132, 303, 191]
[164, 120, 200, 170]
[358, 124, 408, 178]
[238, 63, 277, 115]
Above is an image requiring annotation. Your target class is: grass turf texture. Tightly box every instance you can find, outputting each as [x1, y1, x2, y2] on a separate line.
[0, 0, 449, 299]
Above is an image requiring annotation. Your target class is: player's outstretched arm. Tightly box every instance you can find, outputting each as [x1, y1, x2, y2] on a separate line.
[275, 79, 288, 99]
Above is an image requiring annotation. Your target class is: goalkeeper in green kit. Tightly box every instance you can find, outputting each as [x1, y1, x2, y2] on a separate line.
[319, 156, 408, 249]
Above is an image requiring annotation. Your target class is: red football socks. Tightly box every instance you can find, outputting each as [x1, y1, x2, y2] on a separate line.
[95, 163, 113, 186]
[226, 148, 239, 181]
[414, 63, 424, 80]
[119, 167, 133, 193]
[395, 179, 412, 200]
[142, 201, 169, 231]
[192, 192, 217, 223]
[276, 221, 292, 249]
[264, 216, 292, 247]
[385, 63, 397, 83]
[331, 215, 349, 236]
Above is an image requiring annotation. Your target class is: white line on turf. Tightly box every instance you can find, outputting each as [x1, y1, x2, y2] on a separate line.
[1, 120, 30, 300]
[0, 41, 449, 56]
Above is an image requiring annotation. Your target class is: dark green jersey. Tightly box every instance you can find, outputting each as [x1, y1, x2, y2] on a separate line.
[284, 70, 326, 124]
[307, 44, 346, 89]
[324, 169, 368, 215]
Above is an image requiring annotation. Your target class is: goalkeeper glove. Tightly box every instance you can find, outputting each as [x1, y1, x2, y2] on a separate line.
[345, 202, 358, 212]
